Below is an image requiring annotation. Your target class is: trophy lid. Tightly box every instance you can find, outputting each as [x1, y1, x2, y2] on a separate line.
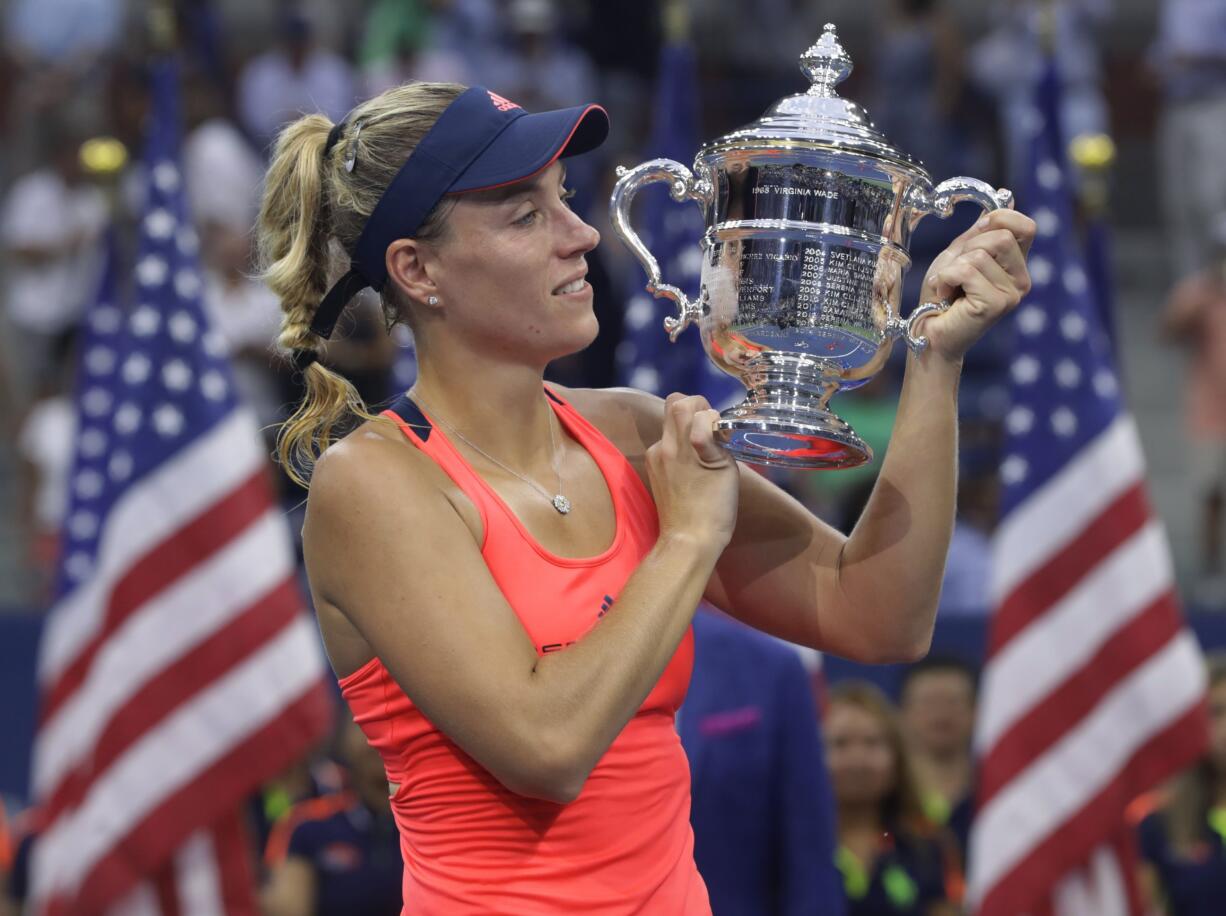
[702, 24, 926, 176]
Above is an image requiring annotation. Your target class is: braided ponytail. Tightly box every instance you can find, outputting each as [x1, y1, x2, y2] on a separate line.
[256, 82, 464, 488]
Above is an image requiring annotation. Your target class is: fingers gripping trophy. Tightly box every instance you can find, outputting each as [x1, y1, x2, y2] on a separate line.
[611, 24, 1013, 469]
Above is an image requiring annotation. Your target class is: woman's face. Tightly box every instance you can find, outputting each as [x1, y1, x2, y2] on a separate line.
[825, 701, 897, 807]
[423, 160, 601, 364]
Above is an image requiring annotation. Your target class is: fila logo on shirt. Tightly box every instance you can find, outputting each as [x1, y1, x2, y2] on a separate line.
[487, 90, 522, 112]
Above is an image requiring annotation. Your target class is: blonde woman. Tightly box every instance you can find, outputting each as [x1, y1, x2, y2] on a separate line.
[826, 681, 962, 916]
[257, 81, 1034, 913]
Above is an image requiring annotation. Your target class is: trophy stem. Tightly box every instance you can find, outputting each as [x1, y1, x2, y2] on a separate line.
[714, 351, 872, 470]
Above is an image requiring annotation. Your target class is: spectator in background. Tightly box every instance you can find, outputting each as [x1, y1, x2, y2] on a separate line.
[183, 73, 265, 243]
[898, 656, 978, 860]
[250, 750, 346, 875]
[199, 220, 290, 440]
[3, 0, 122, 68]
[16, 330, 78, 604]
[426, 0, 506, 85]
[183, 70, 295, 451]
[2, 0, 122, 176]
[969, 0, 1111, 191]
[0, 125, 106, 407]
[1150, 0, 1226, 279]
[262, 720, 401, 916]
[485, 0, 597, 113]
[680, 607, 844, 916]
[868, 0, 964, 184]
[357, 0, 474, 96]
[826, 681, 962, 916]
[1162, 214, 1226, 603]
[1135, 652, 1226, 914]
[237, 10, 355, 152]
[573, 0, 658, 159]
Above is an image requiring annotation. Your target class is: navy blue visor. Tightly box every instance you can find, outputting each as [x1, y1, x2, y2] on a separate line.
[311, 87, 608, 339]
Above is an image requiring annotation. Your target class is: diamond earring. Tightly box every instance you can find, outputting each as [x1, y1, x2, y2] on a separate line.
[427, 295, 439, 306]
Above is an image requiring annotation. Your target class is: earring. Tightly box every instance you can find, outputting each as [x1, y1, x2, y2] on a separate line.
[427, 295, 439, 306]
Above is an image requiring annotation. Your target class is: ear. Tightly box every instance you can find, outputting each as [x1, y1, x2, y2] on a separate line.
[386, 238, 442, 311]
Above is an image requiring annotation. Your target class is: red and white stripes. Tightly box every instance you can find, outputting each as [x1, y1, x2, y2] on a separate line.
[968, 416, 1207, 915]
[29, 411, 331, 914]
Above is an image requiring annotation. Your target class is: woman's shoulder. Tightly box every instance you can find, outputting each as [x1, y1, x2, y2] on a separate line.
[304, 415, 481, 544]
[309, 416, 431, 500]
[549, 384, 666, 453]
[552, 384, 663, 418]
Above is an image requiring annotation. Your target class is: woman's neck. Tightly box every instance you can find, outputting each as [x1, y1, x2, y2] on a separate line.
[409, 352, 560, 472]
[838, 802, 883, 837]
[838, 803, 885, 866]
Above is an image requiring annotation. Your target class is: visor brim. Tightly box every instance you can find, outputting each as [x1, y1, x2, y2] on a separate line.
[449, 104, 609, 194]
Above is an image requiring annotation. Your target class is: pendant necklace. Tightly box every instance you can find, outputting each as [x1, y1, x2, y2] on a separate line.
[411, 393, 571, 515]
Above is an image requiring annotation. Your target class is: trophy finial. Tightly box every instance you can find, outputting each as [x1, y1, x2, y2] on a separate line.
[800, 23, 853, 97]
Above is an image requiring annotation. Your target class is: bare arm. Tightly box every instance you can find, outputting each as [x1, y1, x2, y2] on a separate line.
[693, 209, 1035, 662]
[304, 395, 738, 804]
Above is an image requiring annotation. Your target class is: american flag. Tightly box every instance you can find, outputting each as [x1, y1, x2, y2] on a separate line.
[966, 61, 1207, 915]
[615, 41, 741, 408]
[28, 60, 332, 914]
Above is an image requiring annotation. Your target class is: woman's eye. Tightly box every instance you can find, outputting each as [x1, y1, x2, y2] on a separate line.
[514, 209, 538, 226]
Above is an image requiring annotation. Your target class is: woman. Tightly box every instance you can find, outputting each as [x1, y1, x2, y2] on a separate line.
[1136, 653, 1226, 914]
[826, 681, 962, 915]
[257, 80, 1034, 913]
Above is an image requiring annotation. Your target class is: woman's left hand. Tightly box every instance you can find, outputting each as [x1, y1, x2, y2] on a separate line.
[914, 208, 1038, 364]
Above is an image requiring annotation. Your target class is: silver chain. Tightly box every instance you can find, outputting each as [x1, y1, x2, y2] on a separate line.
[410, 392, 571, 515]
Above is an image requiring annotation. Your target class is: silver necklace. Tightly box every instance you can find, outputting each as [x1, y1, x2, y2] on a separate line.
[411, 393, 571, 515]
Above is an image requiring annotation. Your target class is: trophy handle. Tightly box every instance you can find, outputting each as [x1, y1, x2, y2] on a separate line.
[610, 159, 713, 341]
[922, 177, 1014, 219]
[892, 177, 1014, 353]
[887, 299, 951, 354]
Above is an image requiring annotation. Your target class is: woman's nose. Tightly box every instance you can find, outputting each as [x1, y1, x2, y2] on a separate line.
[560, 208, 600, 256]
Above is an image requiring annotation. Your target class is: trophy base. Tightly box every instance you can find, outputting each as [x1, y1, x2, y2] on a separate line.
[715, 406, 872, 470]
[712, 352, 873, 469]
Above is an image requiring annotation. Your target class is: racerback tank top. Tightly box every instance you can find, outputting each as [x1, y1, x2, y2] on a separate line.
[338, 386, 710, 915]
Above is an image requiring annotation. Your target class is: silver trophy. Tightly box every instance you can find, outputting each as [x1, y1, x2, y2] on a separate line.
[611, 24, 1013, 469]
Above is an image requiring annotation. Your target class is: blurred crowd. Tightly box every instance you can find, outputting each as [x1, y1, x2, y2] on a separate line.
[0, 0, 1224, 611]
[10, 629, 1226, 915]
[0, 0, 1214, 618]
[2, 0, 1226, 912]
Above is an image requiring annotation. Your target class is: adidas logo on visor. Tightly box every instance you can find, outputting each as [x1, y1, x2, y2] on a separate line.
[487, 90, 522, 112]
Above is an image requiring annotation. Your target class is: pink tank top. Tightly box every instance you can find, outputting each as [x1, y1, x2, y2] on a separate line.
[338, 386, 709, 915]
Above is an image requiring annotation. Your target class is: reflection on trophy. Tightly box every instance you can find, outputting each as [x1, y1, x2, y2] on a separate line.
[611, 23, 1013, 470]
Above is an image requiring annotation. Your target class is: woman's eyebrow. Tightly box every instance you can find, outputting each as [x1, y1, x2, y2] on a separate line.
[466, 166, 569, 205]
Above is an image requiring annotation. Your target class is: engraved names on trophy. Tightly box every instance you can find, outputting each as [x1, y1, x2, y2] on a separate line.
[791, 243, 878, 329]
[820, 247, 878, 328]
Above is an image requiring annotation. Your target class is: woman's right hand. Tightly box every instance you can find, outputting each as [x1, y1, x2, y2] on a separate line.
[646, 393, 740, 553]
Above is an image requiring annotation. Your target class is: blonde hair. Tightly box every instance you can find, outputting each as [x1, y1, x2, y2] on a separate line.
[828, 680, 933, 835]
[257, 81, 466, 488]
